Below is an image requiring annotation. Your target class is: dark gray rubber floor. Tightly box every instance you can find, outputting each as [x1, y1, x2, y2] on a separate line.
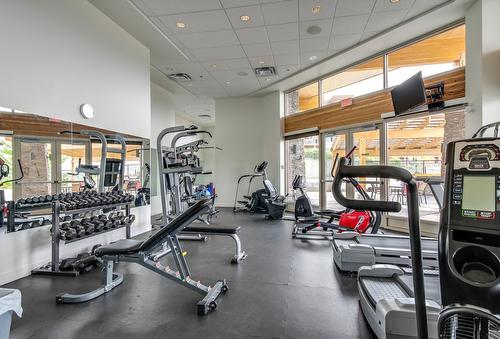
[3, 208, 374, 339]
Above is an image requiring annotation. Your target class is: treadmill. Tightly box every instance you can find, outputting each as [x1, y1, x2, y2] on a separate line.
[354, 139, 500, 339]
[332, 180, 443, 272]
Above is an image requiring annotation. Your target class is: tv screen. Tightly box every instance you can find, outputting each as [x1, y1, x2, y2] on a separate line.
[391, 71, 427, 115]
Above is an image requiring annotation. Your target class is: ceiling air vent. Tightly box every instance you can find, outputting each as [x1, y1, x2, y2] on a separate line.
[167, 73, 192, 82]
[254, 66, 276, 77]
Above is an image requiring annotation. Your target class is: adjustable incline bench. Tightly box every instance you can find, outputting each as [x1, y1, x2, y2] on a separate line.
[56, 199, 228, 315]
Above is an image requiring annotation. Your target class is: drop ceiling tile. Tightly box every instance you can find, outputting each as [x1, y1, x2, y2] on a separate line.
[274, 53, 300, 65]
[136, 0, 222, 16]
[270, 40, 299, 55]
[242, 42, 272, 57]
[300, 18, 333, 38]
[261, 0, 299, 25]
[267, 22, 299, 41]
[373, 0, 414, 12]
[331, 14, 369, 35]
[201, 61, 229, 71]
[328, 33, 361, 51]
[235, 26, 269, 44]
[258, 76, 278, 86]
[335, 0, 376, 17]
[300, 36, 329, 52]
[299, 0, 338, 21]
[364, 10, 407, 32]
[405, 0, 447, 19]
[224, 58, 253, 69]
[221, 0, 260, 8]
[248, 55, 275, 68]
[175, 30, 239, 48]
[159, 10, 232, 33]
[277, 64, 300, 75]
[191, 45, 246, 61]
[226, 5, 265, 28]
[360, 30, 381, 41]
[160, 62, 207, 75]
[300, 51, 326, 65]
[210, 69, 255, 82]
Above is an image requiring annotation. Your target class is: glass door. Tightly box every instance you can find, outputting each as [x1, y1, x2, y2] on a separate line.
[321, 132, 347, 210]
[352, 128, 382, 201]
[57, 141, 90, 193]
[320, 125, 382, 209]
[285, 134, 320, 208]
[15, 138, 55, 199]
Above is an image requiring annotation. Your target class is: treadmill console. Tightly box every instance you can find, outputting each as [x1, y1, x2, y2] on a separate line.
[450, 140, 500, 226]
[440, 138, 500, 313]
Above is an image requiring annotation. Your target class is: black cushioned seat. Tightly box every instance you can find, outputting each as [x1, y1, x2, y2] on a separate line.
[184, 226, 240, 234]
[315, 209, 342, 216]
[94, 199, 212, 257]
[94, 239, 142, 256]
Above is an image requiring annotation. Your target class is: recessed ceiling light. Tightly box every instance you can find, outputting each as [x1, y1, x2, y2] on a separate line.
[237, 71, 248, 76]
[389, 0, 400, 3]
[307, 25, 322, 35]
[210, 64, 217, 68]
[258, 60, 265, 65]
[312, 5, 321, 13]
[176, 22, 186, 28]
[265, 78, 271, 82]
[285, 68, 291, 72]
[240, 15, 251, 22]
[225, 81, 231, 85]
[309, 55, 318, 61]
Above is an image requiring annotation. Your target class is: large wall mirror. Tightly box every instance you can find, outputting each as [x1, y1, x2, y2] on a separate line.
[0, 109, 150, 234]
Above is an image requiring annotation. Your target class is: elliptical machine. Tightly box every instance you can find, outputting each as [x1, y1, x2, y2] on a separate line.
[233, 161, 286, 218]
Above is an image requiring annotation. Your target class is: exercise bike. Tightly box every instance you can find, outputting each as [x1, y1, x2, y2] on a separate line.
[292, 147, 381, 239]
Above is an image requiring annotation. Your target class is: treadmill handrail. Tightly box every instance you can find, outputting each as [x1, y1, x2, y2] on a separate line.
[333, 156, 429, 339]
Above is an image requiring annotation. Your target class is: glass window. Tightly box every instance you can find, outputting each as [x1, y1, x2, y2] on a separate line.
[321, 57, 384, 106]
[285, 82, 319, 115]
[285, 135, 320, 207]
[323, 133, 346, 210]
[18, 140, 53, 198]
[0, 135, 13, 200]
[352, 129, 381, 201]
[387, 111, 466, 222]
[60, 143, 87, 193]
[388, 25, 465, 87]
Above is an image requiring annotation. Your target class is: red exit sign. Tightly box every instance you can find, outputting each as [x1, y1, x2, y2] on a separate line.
[341, 97, 353, 108]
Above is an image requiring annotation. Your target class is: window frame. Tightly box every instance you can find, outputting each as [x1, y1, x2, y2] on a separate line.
[284, 20, 465, 116]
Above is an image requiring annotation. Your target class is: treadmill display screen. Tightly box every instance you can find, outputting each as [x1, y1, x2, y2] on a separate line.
[461, 175, 496, 219]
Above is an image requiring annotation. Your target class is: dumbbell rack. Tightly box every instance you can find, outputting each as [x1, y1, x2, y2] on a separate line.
[31, 199, 132, 277]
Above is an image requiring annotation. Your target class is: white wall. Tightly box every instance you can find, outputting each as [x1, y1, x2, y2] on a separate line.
[465, 0, 500, 136]
[214, 92, 283, 206]
[0, 0, 150, 138]
[0, 0, 152, 285]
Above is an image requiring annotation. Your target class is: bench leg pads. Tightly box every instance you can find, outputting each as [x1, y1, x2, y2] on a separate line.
[197, 280, 228, 315]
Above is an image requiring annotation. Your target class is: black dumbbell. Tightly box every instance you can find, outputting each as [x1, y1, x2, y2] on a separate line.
[80, 219, 95, 235]
[31, 220, 41, 228]
[63, 215, 72, 222]
[93, 220, 104, 232]
[42, 219, 51, 226]
[71, 225, 86, 238]
[59, 228, 77, 240]
[21, 222, 31, 230]
[128, 214, 136, 224]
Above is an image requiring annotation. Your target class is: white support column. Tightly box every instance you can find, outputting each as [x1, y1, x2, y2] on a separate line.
[465, 0, 500, 136]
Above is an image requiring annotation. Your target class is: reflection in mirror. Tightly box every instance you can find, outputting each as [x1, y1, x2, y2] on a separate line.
[0, 109, 150, 235]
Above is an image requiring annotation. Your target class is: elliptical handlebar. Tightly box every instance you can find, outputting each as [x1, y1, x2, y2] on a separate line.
[332, 156, 428, 339]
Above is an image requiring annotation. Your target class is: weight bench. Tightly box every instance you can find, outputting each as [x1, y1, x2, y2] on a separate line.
[182, 226, 247, 263]
[56, 199, 228, 315]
